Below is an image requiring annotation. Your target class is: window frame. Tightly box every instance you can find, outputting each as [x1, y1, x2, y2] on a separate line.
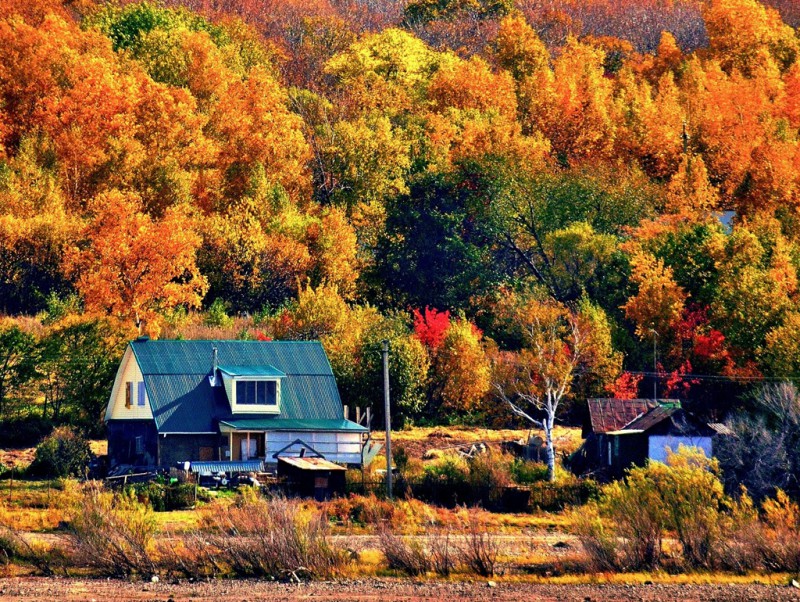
[230, 378, 281, 414]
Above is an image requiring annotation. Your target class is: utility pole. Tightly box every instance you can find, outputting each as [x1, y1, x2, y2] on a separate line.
[649, 329, 659, 402]
[382, 339, 392, 500]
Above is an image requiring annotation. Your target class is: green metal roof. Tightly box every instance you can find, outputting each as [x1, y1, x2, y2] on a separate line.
[131, 339, 334, 376]
[217, 365, 286, 378]
[128, 340, 347, 433]
[219, 418, 367, 432]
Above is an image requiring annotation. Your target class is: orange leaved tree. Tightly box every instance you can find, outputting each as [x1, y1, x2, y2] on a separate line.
[66, 191, 207, 336]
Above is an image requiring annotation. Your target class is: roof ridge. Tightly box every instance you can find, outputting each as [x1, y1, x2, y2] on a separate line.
[131, 339, 323, 344]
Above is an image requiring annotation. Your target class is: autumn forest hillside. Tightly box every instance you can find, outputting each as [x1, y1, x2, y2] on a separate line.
[1, 0, 800, 438]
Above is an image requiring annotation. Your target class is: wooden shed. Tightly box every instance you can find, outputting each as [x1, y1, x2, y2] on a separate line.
[574, 399, 731, 479]
[277, 456, 347, 501]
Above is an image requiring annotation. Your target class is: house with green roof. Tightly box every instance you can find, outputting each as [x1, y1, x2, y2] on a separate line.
[104, 337, 368, 469]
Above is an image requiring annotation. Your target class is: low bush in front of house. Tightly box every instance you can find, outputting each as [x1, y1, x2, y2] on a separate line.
[128, 481, 196, 511]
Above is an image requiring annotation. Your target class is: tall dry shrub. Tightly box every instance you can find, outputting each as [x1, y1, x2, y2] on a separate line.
[459, 508, 498, 577]
[715, 489, 765, 573]
[154, 530, 225, 580]
[572, 504, 621, 571]
[378, 525, 432, 576]
[200, 491, 347, 579]
[760, 489, 800, 571]
[428, 524, 458, 576]
[67, 483, 157, 577]
[655, 448, 728, 568]
[596, 466, 666, 569]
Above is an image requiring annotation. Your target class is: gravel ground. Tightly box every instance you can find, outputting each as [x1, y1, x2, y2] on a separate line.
[1, 578, 800, 601]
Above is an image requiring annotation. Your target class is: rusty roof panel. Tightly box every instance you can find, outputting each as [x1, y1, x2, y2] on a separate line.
[621, 405, 679, 432]
[587, 399, 658, 434]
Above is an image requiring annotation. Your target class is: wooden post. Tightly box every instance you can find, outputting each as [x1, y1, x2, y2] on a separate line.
[228, 432, 233, 460]
[382, 339, 392, 500]
[246, 432, 251, 461]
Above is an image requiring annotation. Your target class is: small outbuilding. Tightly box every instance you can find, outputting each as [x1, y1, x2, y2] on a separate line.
[574, 399, 731, 478]
[278, 456, 347, 501]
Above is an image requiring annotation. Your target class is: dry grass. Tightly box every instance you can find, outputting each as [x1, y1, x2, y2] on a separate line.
[372, 426, 583, 462]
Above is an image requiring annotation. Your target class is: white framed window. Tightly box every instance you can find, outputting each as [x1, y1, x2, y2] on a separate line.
[228, 378, 281, 414]
[235, 380, 277, 406]
[137, 382, 146, 406]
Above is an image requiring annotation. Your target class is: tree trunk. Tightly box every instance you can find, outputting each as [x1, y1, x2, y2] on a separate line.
[545, 414, 556, 482]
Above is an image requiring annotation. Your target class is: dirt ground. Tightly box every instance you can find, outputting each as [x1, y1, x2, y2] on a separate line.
[1, 577, 799, 602]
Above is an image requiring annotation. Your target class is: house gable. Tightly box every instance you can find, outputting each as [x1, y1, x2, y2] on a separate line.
[105, 346, 153, 422]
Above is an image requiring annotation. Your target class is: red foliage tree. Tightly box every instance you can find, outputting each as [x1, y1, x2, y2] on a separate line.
[605, 371, 643, 399]
[412, 307, 451, 351]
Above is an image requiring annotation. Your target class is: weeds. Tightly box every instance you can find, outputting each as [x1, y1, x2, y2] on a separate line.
[67, 483, 157, 577]
[377, 507, 497, 577]
[378, 526, 431, 576]
[428, 524, 457, 576]
[198, 491, 348, 579]
[459, 508, 498, 577]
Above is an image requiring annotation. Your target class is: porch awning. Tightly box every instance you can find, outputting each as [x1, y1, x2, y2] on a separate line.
[189, 460, 265, 474]
[219, 418, 367, 432]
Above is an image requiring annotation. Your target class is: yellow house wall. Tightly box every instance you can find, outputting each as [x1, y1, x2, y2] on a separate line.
[105, 346, 154, 421]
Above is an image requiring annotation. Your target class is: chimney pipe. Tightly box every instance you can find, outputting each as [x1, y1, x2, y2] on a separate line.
[208, 347, 220, 387]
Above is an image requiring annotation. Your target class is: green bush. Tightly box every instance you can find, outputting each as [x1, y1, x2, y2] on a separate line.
[129, 482, 196, 511]
[67, 484, 157, 577]
[29, 427, 91, 478]
[510, 459, 549, 484]
[204, 298, 233, 328]
[165, 483, 196, 510]
[574, 446, 731, 571]
[416, 457, 471, 507]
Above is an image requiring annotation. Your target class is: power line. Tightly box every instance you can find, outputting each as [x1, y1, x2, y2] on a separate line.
[627, 370, 800, 383]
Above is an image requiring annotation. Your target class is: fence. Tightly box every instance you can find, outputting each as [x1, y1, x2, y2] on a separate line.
[346, 477, 598, 512]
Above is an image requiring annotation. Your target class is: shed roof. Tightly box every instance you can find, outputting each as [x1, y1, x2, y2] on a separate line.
[586, 399, 660, 434]
[622, 405, 680, 432]
[610, 405, 721, 438]
[278, 457, 346, 471]
[129, 339, 347, 433]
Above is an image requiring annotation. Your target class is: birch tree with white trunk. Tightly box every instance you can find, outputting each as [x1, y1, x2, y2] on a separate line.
[494, 298, 586, 482]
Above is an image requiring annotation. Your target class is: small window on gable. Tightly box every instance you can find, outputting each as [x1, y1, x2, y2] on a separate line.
[137, 382, 146, 406]
[125, 382, 133, 408]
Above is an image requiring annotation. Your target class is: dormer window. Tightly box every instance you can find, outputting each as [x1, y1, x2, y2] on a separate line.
[236, 380, 277, 406]
[217, 365, 285, 414]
